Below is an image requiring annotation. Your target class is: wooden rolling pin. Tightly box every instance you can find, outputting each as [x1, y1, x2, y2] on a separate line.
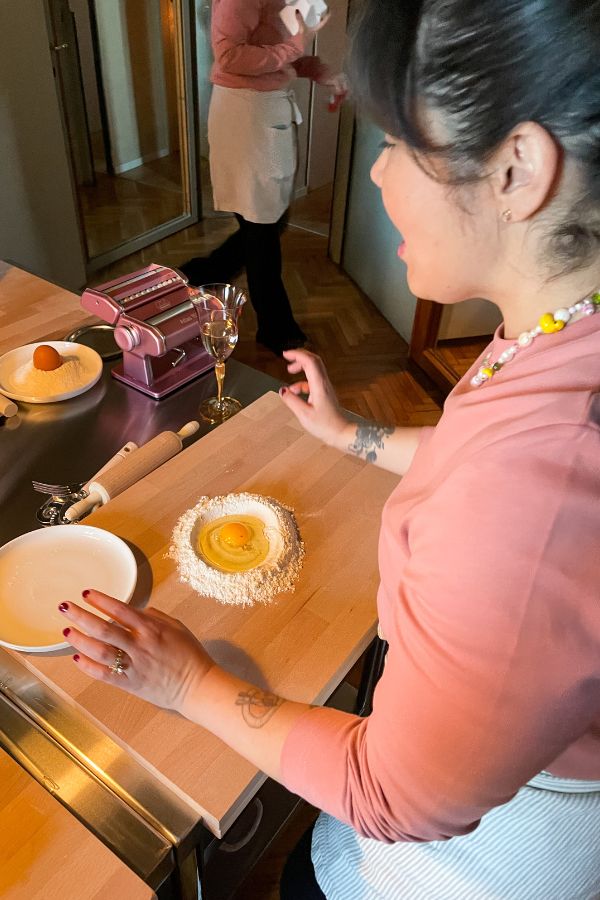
[65, 422, 199, 522]
[0, 391, 18, 418]
[83, 441, 139, 491]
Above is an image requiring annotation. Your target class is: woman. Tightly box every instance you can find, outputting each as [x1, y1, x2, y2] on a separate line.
[60, 1, 600, 896]
[179, 0, 344, 355]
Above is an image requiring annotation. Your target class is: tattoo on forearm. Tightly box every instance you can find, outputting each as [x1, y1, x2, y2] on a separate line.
[348, 425, 395, 463]
[235, 688, 285, 728]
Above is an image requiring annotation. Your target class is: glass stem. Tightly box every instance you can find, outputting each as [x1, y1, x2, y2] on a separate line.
[215, 361, 225, 407]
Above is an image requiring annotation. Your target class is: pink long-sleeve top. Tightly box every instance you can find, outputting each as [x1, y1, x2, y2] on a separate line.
[281, 312, 600, 844]
[211, 0, 330, 91]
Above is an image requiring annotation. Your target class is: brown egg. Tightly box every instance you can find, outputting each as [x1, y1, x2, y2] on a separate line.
[32, 344, 63, 371]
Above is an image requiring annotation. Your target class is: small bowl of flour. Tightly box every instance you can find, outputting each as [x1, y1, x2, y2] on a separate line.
[0, 341, 103, 403]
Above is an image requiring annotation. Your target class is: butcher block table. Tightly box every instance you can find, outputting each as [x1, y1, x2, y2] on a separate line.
[0, 262, 400, 898]
[0, 748, 156, 900]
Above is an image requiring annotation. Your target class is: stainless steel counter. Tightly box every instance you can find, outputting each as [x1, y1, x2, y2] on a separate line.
[0, 358, 283, 545]
[0, 353, 283, 898]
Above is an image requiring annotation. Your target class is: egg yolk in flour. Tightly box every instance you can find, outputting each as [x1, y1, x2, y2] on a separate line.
[198, 515, 269, 573]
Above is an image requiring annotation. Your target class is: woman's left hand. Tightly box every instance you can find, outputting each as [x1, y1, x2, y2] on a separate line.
[59, 590, 215, 714]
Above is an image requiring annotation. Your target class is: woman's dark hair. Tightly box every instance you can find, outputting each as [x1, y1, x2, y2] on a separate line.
[348, 0, 600, 270]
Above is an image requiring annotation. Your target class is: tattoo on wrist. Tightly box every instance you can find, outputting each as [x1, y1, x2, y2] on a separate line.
[236, 688, 284, 728]
[348, 425, 395, 463]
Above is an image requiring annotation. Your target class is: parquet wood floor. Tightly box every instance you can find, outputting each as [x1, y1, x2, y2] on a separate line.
[80, 152, 186, 259]
[437, 335, 490, 379]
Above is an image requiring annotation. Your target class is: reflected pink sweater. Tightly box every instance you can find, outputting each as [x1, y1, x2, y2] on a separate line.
[281, 313, 600, 843]
[211, 0, 329, 91]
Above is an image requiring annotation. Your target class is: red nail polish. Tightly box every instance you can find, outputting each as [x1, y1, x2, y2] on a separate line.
[58, 602, 69, 612]
[279, 386, 287, 396]
[62, 628, 70, 637]
[82, 589, 90, 598]
[73, 654, 80, 662]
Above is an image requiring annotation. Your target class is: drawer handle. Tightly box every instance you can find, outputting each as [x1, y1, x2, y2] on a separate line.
[221, 798, 264, 853]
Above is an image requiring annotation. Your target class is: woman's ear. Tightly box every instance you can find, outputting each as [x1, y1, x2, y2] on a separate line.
[492, 122, 561, 221]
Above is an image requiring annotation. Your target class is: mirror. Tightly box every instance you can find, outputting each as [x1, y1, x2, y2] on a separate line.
[47, 0, 197, 267]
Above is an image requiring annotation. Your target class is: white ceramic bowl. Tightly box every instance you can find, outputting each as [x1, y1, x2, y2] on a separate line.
[0, 341, 103, 403]
[0, 525, 137, 652]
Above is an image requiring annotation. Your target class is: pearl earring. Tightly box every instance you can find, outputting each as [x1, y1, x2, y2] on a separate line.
[501, 209, 513, 222]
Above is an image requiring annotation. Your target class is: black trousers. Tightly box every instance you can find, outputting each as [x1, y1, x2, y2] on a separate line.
[279, 825, 326, 899]
[179, 213, 305, 347]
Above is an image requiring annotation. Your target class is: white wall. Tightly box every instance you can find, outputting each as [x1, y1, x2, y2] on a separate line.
[342, 118, 417, 342]
[95, 0, 174, 173]
[0, 0, 86, 290]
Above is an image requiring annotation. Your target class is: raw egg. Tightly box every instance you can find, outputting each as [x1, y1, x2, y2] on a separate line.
[198, 515, 269, 573]
[33, 344, 63, 371]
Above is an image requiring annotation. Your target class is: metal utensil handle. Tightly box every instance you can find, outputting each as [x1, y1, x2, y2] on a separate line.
[65, 442, 139, 522]
[63, 491, 102, 523]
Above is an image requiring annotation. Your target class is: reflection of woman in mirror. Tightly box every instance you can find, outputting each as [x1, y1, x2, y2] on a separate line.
[62, 1, 600, 897]
[179, 0, 343, 356]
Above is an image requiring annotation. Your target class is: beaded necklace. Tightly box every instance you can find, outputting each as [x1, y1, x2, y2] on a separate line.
[470, 291, 600, 387]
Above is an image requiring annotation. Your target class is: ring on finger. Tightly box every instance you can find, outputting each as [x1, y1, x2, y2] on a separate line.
[108, 647, 128, 676]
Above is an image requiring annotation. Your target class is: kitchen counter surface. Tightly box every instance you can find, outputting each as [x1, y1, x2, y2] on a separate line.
[8, 390, 397, 838]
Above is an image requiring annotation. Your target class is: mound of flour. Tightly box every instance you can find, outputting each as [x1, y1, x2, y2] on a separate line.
[13, 357, 87, 397]
[169, 493, 304, 606]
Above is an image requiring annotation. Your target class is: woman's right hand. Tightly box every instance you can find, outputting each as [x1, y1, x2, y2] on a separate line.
[279, 349, 350, 448]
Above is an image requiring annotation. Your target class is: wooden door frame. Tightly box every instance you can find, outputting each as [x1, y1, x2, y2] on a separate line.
[408, 298, 459, 394]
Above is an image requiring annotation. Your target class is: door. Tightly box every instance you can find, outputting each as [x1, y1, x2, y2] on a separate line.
[46, 0, 199, 271]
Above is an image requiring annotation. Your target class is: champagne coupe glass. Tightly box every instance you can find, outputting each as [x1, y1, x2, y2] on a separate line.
[191, 284, 247, 424]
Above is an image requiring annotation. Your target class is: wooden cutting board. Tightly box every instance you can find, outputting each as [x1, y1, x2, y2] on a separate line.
[12, 391, 400, 836]
[0, 748, 155, 899]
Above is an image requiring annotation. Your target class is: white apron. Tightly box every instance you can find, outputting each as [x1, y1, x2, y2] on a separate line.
[208, 84, 302, 224]
[312, 771, 600, 899]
